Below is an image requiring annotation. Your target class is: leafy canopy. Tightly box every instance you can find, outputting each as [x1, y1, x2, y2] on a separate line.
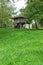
[21, 0, 43, 23]
[0, 0, 15, 24]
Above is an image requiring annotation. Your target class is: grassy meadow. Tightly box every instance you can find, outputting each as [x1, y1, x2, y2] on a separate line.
[0, 28, 43, 65]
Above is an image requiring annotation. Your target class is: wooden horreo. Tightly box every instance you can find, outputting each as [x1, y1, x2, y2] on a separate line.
[11, 16, 26, 28]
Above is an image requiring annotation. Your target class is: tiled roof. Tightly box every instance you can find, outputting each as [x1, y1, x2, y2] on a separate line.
[11, 16, 26, 19]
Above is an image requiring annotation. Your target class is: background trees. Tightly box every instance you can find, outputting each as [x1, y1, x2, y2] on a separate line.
[0, 0, 15, 27]
[0, 0, 43, 29]
[21, 0, 43, 29]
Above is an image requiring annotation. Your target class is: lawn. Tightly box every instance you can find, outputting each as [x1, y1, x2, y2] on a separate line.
[0, 28, 43, 65]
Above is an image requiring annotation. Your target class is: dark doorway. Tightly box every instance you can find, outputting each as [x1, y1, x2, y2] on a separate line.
[15, 23, 20, 28]
[14, 23, 23, 28]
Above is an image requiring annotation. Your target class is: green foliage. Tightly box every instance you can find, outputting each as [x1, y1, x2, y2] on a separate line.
[0, 0, 15, 26]
[21, 0, 43, 24]
[0, 29, 43, 65]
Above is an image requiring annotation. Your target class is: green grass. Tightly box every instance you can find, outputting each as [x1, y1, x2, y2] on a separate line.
[0, 28, 43, 65]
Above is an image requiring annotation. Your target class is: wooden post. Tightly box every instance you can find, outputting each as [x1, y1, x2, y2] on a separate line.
[20, 23, 22, 29]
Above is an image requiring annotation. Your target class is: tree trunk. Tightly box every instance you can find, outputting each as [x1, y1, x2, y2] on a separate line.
[29, 24, 30, 29]
[35, 20, 38, 29]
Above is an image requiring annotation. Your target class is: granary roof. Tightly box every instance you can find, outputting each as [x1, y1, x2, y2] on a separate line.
[11, 16, 26, 20]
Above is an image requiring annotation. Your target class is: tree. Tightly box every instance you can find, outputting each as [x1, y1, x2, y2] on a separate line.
[0, 0, 15, 27]
[21, 0, 43, 29]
